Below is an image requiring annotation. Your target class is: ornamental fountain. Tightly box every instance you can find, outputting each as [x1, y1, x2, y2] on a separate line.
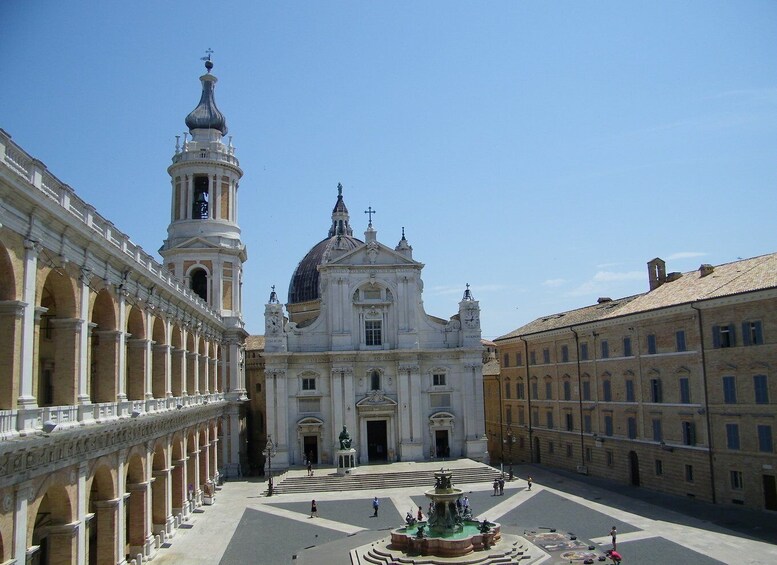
[390, 469, 501, 557]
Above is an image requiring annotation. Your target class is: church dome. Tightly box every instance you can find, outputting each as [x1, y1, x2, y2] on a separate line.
[185, 60, 228, 135]
[287, 184, 362, 304]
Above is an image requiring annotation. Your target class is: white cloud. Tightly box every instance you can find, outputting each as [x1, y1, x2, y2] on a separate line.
[665, 251, 707, 261]
[542, 278, 566, 288]
[566, 270, 643, 298]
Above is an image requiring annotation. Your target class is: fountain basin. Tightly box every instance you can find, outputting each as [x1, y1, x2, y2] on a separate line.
[390, 520, 501, 557]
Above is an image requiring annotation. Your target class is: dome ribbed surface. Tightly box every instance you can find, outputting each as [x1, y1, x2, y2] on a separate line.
[288, 235, 362, 303]
[185, 76, 228, 135]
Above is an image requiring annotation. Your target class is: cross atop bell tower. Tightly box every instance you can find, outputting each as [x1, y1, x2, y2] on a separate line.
[160, 56, 247, 324]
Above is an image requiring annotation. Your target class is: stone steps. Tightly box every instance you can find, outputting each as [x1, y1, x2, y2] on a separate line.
[274, 465, 503, 495]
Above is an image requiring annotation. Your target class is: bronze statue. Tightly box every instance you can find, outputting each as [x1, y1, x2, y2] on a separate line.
[339, 426, 352, 449]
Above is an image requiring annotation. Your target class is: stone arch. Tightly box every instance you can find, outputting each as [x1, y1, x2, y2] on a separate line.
[126, 306, 147, 401]
[197, 336, 207, 394]
[124, 451, 147, 558]
[29, 479, 75, 565]
[151, 441, 170, 536]
[151, 316, 168, 399]
[186, 332, 196, 396]
[90, 288, 119, 403]
[87, 462, 118, 565]
[0, 240, 21, 408]
[37, 270, 78, 406]
[170, 433, 186, 515]
[186, 429, 198, 504]
[187, 266, 209, 303]
[170, 325, 184, 396]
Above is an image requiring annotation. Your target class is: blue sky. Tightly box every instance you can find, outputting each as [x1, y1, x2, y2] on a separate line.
[2, 1, 776, 340]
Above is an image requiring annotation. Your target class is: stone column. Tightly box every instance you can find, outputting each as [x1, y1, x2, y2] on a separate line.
[47, 521, 79, 565]
[116, 293, 128, 401]
[77, 268, 92, 404]
[171, 459, 187, 521]
[77, 461, 88, 565]
[331, 368, 343, 455]
[126, 481, 151, 558]
[0, 301, 24, 409]
[18, 239, 39, 409]
[14, 484, 32, 565]
[92, 498, 120, 565]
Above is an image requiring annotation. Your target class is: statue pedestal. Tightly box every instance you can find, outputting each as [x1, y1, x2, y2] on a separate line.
[336, 448, 357, 475]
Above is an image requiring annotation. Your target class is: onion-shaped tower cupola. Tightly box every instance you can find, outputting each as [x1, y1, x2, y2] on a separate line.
[185, 58, 228, 136]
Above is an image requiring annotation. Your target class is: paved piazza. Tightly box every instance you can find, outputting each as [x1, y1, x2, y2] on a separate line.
[152, 461, 777, 565]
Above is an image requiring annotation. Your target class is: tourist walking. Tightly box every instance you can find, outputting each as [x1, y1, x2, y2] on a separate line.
[493, 478, 499, 496]
[610, 526, 617, 549]
[372, 496, 380, 517]
[527, 476, 533, 491]
[310, 499, 318, 518]
[498, 477, 505, 495]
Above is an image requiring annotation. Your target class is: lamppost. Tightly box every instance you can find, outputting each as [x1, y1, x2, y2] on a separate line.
[263, 435, 277, 496]
[504, 427, 517, 479]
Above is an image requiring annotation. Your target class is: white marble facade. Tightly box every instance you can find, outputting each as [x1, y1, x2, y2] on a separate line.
[263, 188, 488, 468]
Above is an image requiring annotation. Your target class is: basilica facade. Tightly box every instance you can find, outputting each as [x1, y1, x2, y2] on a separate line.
[0, 60, 248, 564]
[261, 188, 488, 469]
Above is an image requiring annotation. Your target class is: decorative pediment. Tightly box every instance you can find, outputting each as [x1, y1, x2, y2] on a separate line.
[356, 390, 397, 407]
[171, 236, 223, 250]
[297, 417, 324, 434]
[429, 411, 455, 428]
[328, 242, 419, 268]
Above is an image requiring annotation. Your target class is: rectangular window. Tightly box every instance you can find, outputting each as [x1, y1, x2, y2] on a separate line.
[623, 336, 632, 357]
[685, 464, 694, 482]
[758, 425, 773, 453]
[582, 381, 591, 401]
[503, 353, 510, 367]
[516, 352, 522, 366]
[682, 421, 696, 446]
[754, 375, 769, 404]
[604, 415, 613, 436]
[580, 343, 589, 361]
[625, 380, 635, 402]
[565, 412, 574, 431]
[603, 380, 612, 402]
[430, 394, 451, 408]
[655, 459, 663, 476]
[504, 382, 511, 399]
[298, 398, 321, 413]
[652, 418, 662, 442]
[651, 379, 663, 403]
[566, 443, 573, 457]
[518, 407, 525, 425]
[563, 380, 571, 400]
[583, 414, 592, 433]
[647, 334, 657, 354]
[365, 320, 382, 346]
[561, 345, 569, 363]
[433, 373, 446, 386]
[546, 411, 554, 429]
[742, 320, 763, 346]
[517, 382, 525, 399]
[713, 324, 735, 348]
[543, 348, 550, 364]
[676, 330, 687, 352]
[545, 381, 552, 400]
[532, 408, 539, 425]
[723, 376, 737, 404]
[585, 447, 592, 462]
[730, 470, 744, 490]
[601, 340, 609, 359]
[531, 381, 538, 400]
[627, 417, 637, 439]
[255, 383, 262, 393]
[530, 350, 536, 365]
[506, 406, 512, 425]
[679, 378, 690, 404]
[726, 423, 740, 450]
[302, 377, 316, 391]
[606, 450, 614, 467]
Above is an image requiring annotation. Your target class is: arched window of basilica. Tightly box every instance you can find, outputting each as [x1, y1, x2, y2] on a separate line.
[190, 268, 208, 302]
[370, 370, 381, 391]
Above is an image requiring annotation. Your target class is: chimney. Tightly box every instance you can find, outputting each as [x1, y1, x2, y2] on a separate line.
[699, 264, 714, 277]
[597, 297, 612, 303]
[647, 258, 666, 290]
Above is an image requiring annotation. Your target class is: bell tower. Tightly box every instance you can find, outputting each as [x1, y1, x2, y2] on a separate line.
[160, 56, 247, 324]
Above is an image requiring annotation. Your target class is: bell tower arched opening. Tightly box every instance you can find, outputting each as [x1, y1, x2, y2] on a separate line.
[190, 269, 208, 302]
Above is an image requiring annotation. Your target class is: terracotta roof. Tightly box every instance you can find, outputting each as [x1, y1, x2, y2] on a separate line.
[483, 359, 501, 377]
[245, 335, 265, 351]
[495, 252, 777, 341]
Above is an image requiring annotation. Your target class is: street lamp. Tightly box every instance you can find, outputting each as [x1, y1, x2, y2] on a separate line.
[263, 435, 277, 496]
[504, 427, 517, 479]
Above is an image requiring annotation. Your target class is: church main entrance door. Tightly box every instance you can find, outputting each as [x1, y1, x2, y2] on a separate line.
[367, 420, 388, 462]
[435, 430, 449, 458]
[304, 435, 318, 464]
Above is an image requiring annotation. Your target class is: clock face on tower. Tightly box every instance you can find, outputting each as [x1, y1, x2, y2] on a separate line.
[464, 309, 480, 329]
